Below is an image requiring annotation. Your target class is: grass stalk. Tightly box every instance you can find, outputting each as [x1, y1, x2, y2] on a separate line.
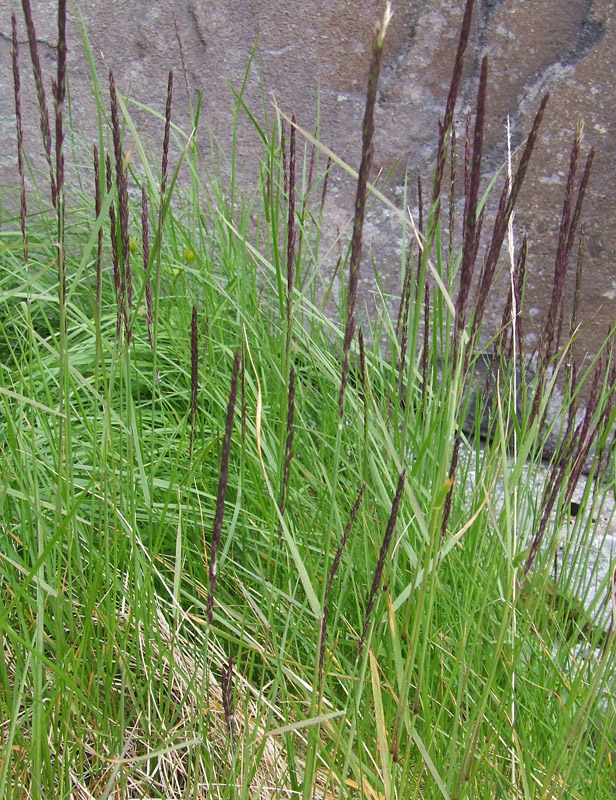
[93, 145, 103, 309]
[277, 366, 295, 542]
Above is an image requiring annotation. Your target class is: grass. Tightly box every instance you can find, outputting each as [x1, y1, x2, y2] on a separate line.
[1, 0, 616, 797]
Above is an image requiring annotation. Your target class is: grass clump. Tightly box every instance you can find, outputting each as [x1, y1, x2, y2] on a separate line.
[1, 1, 615, 798]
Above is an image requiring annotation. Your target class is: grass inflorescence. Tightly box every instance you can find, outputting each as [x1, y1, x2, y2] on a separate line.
[1, 1, 615, 798]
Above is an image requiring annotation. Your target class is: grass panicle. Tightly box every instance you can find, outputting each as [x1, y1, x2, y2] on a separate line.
[456, 54, 487, 344]
[286, 113, 297, 299]
[431, 0, 475, 217]
[338, 2, 391, 417]
[109, 69, 131, 340]
[54, 0, 66, 201]
[190, 306, 199, 459]
[396, 244, 413, 390]
[162, 70, 173, 200]
[463, 110, 472, 207]
[543, 123, 583, 365]
[358, 469, 405, 656]
[506, 92, 550, 218]
[105, 151, 123, 338]
[11, 12, 27, 263]
[53, 0, 67, 316]
[556, 140, 595, 357]
[286, 114, 297, 354]
[531, 125, 592, 428]
[21, 0, 57, 206]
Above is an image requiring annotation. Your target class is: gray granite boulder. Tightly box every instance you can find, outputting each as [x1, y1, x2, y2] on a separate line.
[0, 1, 613, 359]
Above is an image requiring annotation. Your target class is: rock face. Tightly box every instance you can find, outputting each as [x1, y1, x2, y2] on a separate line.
[0, 0, 614, 358]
